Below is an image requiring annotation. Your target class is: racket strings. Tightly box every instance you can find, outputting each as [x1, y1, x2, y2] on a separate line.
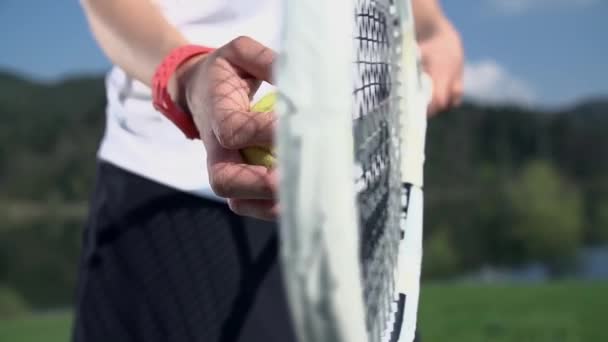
[354, 0, 403, 340]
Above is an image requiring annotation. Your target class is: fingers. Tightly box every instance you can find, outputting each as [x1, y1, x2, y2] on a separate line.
[211, 106, 276, 149]
[177, 36, 279, 220]
[209, 162, 276, 199]
[207, 134, 279, 220]
[197, 38, 276, 149]
[418, 27, 464, 117]
[450, 81, 464, 108]
[427, 71, 464, 116]
[220, 36, 276, 84]
[227, 199, 279, 221]
[427, 72, 449, 116]
[207, 143, 278, 199]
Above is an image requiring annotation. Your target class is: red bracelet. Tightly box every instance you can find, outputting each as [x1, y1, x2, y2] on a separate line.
[152, 45, 215, 139]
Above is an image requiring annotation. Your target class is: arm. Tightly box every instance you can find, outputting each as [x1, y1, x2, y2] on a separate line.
[80, 0, 188, 86]
[411, 0, 464, 115]
[81, 0, 279, 220]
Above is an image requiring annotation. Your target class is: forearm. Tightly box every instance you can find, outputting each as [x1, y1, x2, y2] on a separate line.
[80, 0, 188, 86]
[411, 0, 450, 41]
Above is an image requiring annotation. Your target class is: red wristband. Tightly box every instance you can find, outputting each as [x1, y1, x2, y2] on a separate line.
[152, 45, 215, 139]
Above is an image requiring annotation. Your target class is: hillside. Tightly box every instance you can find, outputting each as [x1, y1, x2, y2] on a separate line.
[0, 72, 607, 309]
[2, 72, 606, 204]
[0, 71, 105, 202]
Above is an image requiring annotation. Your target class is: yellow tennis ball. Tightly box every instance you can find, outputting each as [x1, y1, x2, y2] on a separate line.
[240, 92, 277, 168]
[251, 92, 277, 113]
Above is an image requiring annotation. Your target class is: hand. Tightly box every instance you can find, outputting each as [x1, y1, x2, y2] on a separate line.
[418, 20, 464, 116]
[175, 36, 279, 221]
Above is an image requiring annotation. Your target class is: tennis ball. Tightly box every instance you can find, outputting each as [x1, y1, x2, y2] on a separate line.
[240, 92, 277, 168]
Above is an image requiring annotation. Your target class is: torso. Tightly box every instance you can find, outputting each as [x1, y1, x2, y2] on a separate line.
[99, 0, 280, 199]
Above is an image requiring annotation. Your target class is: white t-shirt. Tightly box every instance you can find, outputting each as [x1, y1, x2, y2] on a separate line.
[98, 0, 280, 200]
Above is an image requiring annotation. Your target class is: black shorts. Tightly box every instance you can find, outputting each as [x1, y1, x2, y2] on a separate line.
[72, 161, 296, 342]
[72, 161, 421, 342]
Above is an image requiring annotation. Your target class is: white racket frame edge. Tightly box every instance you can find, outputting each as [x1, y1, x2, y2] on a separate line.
[275, 0, 430, 341]
[275, 0, 367, 341]
[395, 1, 431, 341]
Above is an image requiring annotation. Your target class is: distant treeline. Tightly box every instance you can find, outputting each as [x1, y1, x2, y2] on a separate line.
[424, 99, 608, 278]
[0, 71, 607, 312]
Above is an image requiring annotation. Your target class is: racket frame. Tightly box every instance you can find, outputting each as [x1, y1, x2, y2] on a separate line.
[275, 0, 431, 341]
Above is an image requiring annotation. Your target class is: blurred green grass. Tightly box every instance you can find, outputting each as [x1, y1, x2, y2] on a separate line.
[0, 312, 71, 342]
[418, 281, 608, 341]
[1, 282, 606, 342]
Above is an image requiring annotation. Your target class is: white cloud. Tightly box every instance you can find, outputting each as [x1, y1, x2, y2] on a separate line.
[490, 0, 598, 13]
[464, 60, 536, 105]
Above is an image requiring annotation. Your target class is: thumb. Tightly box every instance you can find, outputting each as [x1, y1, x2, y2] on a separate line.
[220, 36, 276, 84]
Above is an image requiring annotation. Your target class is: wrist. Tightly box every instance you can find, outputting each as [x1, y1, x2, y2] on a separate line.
[168, 53, 209, 114]
[152, 44, 214, 139]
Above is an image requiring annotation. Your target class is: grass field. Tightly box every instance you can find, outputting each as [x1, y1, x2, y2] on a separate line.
[418, 281, 608, 341]
[1, 281, 606, 342]
[0, 311, 72, 342]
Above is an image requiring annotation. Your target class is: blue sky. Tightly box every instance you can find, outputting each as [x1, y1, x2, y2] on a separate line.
[0, 0, 606, 107]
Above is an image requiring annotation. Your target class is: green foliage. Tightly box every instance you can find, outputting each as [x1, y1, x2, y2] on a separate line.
[587, 195, 608, 244]
[0, 71, 105, 202]
[0, 73, 102, 311]
[0, 216, 82, 309]
[454, 160, 584, 270]
[507, 161, 584, 264]
[593, 201, 608, 242]
[1, 71, 608, 306]
[423, 100, 608, 278]
[422, 227, 461, 279]
[0, 286, 28, 319]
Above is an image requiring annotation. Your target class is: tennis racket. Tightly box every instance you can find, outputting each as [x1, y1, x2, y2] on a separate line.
[275, 0, 431, 341]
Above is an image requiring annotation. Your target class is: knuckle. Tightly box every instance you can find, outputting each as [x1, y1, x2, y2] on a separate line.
[434, 95, 448, 109]
[230, 36, 252, 50]
[215, 125, 238, 149]
[227, 199, 243, 215]
[453, 88, 464, 100]
[258, 205, 277, 221]
[229, 200, 255, 218]
[229, 200, 274, 221]
[261, 174, 275, 196]
[209, 170, 231, 197]
[452, 95, 463, 107]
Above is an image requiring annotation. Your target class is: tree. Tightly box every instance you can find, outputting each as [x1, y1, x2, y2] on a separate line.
[589, 197, 608, 244]
[507, 161, 584, 266]
[422, 226, 461, 279]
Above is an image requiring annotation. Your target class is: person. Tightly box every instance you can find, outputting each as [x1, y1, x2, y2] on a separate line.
[73, 0, 463, 341]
